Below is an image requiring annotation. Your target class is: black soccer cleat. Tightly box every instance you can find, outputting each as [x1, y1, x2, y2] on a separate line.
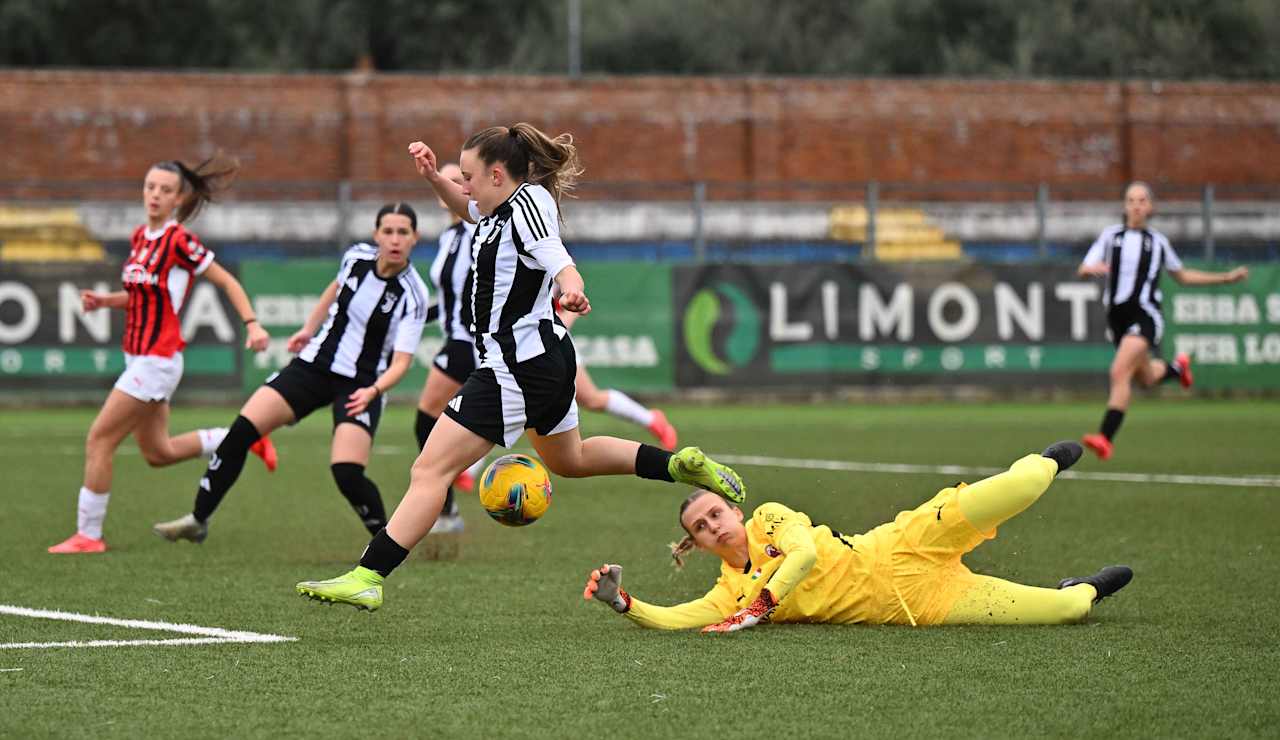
[1042, 440, 1084, 474]
[1057, 565, 1133, 604]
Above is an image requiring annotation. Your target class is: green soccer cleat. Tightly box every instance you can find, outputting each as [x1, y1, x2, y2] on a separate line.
[669, 447, 746, 504]
[296, 566, 384, 611]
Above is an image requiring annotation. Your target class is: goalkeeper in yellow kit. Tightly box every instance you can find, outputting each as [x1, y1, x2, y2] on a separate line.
[583, 441, 1133, 632]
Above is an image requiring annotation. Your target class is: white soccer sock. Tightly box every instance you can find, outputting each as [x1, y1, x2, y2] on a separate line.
[466, 457, 486, 479]
[198, 427, 229, 457]
[77, 487, 110, 540]
[604, 389, 654, 427]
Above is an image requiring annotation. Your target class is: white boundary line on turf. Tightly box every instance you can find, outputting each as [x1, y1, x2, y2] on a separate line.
[0, 605, 297, 650]
[716, 454, 1280, 489]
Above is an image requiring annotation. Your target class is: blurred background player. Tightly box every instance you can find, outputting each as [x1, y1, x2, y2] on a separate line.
[48, 157, 272, 554]
[414, 162, 484, 535]
[556, 304, 677, 449]
[1078, 182, 1250, 460]
[296, 123, 745, 611]
[153, 203, 430, 543]
[584, 442, 1133, 632]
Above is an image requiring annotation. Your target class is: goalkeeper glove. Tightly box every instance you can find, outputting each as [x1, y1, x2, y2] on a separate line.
[582, 563, 631, 613]
[702, 589, 776, 633]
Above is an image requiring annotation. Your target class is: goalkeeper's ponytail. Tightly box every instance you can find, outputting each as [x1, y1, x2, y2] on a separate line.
[671, 490, 711, 570]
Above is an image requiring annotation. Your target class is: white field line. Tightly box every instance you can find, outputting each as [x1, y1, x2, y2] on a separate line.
[0, 604, 296, 650]
[716, 454, 1280, 490]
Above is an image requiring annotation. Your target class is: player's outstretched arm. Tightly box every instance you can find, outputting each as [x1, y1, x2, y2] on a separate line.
[1169, 266, 1249, 286]
[407, 141, 474, 223]
[582, 564, 728, 630]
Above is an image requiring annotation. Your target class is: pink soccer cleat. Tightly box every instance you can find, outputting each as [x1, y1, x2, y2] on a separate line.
[647, 409, 678, 450]
[454, 469, 476, 492]
[48, 533, 107, 554]
[1081, 433, 1113, 461]
[250, 435, 278, 472]
[1174, 352, 1194, 390]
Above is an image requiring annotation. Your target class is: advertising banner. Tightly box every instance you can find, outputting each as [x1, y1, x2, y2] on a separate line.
[0, 261, 241, 393]
[673, 263, 1117, 388]
[1164, 263, 1280, 389]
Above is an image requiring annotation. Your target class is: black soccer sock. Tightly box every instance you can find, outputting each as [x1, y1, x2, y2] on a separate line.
[1161, 361, 1182, 383]
[192, 415, 261, 523]
[413, 410, 456, 515]
[359, 528, 410, 578]
[635, 443, 675, 482]
[1100, 408, 1125, 441]
[414, 409, 436, 451]
[331, 463, 388, 535]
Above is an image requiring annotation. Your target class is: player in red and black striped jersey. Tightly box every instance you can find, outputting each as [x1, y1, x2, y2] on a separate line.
[48, 157, 274, 555]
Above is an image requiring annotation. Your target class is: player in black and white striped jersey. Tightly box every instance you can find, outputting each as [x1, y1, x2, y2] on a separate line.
[1078, 181, 1249, 460]
[154, 203, 432, 543]
[297, 124, 746, 611]
[414, 162, 485, 535]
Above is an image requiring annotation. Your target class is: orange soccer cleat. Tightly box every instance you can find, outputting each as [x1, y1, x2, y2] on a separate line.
[647, 409, 679, 450]
[1174, 352, 1194, 389]
[1081, 433, 1113, 461]
[48, 533, 107, 554]
[250, 435, 278, 472]
[453, 469, 476, 492]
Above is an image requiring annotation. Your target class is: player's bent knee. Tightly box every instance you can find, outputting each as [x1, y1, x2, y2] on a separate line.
[542, 457, 588, 478]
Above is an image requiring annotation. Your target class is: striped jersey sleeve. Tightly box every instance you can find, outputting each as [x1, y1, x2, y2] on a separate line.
[392, 266, 431, 354]
[338, 242, 378, 282]
[1155, 230, 1183, 272]
[511, 184, 573, 278]
[172, 227, 215, 275]
[1083, 224, 1122, 266]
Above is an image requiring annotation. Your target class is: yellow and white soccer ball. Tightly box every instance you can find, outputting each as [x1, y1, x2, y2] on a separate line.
[477, 454, 553, 527]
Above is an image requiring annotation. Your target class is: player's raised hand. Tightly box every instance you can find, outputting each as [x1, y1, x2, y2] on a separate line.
[286, 329, 312, 354]
[583, 564, 630, 613]
[702, 589, 777, 634]
[408, 141, 439, 180]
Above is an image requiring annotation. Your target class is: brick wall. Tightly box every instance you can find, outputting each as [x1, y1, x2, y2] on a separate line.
[3, 70, 1277, 199]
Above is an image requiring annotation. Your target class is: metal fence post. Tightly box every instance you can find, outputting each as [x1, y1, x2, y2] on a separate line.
[692, 181, 707, 262]
[335, 180, 353, 249]
[1036, 182, 1049, 260]
[866, 180, 878, 260]
[567, 0, 582, 78]
[1202, 183, 1215, 261]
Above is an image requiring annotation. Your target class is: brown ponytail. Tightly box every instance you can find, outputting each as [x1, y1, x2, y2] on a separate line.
[670, 490, 713, 570]
[152, 153, 239, 224]
[463, 123, 584, 213]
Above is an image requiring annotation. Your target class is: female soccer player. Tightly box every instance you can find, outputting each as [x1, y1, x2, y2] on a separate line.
[557, 306, 678, 450]
[152, 203, 431, 543]
[48, 157, 273, 554]
[296, 123, 745, 610]
[414, 162, 483, 535]
[1078, 182, 1249, 460]
[583, 442, 1133, 631]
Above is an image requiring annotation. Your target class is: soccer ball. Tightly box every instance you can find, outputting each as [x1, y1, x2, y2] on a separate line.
[477, 454, 553, 527]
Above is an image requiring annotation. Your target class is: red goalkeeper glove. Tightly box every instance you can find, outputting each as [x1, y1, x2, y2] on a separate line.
[702, 589, 777, 633]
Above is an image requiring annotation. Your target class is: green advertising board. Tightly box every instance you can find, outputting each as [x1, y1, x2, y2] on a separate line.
[1163, 263, 1280, 390]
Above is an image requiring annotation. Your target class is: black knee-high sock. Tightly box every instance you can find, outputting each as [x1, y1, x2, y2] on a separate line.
[193, 415, 260, 523]
[331, 463, 387, 535]
[1100, 408, 1125, 441]
[359, 528, 409, 577]
[635, 444, 675, 482]
[1161, 361, 1183, 383]
[415, 410, 456, 515]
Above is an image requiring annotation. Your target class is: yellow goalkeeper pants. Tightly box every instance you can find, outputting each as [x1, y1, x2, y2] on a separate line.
[942, 454, 1096, 625]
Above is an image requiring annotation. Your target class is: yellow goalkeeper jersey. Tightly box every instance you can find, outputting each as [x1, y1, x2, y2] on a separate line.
[624, 496, 985, 630]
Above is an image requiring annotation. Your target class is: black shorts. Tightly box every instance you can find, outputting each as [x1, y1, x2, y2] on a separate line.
[432, 339, 479, 384]
[443, 332, 579, 448]
[265, 358, 384, 437]
[1106, 304, 1163, 352]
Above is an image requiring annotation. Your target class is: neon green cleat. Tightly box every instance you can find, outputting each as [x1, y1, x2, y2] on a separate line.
[669, 447, 746, 504]
[296, 566, 384, 611]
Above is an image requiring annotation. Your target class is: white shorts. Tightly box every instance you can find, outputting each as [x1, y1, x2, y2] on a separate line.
[113, 353, 184, 402]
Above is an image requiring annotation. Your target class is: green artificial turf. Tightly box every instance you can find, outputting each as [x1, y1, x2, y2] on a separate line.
[4, 400, 1279, 738]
